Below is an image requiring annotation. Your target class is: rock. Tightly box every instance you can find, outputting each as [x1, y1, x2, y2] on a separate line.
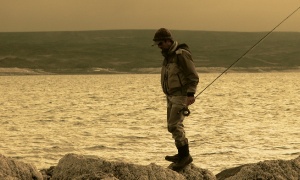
[40, 166, 55, 180]
[4, 152, 298, 180]
[50, 153, 216, 180]
[0, 154, 43, 180]
[216, 156, 300, 180]
[173, 163, 217, 180]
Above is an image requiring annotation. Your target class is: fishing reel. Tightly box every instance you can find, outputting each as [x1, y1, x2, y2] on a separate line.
[178, 106, 190, 117]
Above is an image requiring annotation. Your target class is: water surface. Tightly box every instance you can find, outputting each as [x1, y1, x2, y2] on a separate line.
[0, 73, 299, 174]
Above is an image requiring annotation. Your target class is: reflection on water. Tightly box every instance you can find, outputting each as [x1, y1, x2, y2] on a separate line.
[0, 73, 299, 174]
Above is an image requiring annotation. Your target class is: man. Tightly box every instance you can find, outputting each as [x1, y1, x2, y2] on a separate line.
[152, 28, 199, 171]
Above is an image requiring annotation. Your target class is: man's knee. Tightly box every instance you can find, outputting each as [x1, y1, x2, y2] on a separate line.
[168, 124, 177, 133]
[168, 124, 184, 134]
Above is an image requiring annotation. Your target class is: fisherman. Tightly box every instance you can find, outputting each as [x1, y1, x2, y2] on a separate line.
[152, 28, 199, 171]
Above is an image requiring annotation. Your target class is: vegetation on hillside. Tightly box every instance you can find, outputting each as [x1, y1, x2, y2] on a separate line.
[0, 30, 299, 74]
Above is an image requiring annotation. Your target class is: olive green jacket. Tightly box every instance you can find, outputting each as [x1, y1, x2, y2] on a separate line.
[161, 41, 199, 96]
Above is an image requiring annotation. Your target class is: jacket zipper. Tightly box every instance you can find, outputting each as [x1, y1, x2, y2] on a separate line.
[165, 70, 169, 94]
[177, 73, 183, 87]
[177, 73, 183, 94]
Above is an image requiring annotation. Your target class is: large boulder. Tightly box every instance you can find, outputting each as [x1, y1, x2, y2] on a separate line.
[51, 153, 216, 180]
[0, 154, 43, 180]
[216, 156, 300, 180]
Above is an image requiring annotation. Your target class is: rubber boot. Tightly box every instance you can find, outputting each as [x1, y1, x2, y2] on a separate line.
[165, 154, 179, 163]
[171, 144, 193, 171]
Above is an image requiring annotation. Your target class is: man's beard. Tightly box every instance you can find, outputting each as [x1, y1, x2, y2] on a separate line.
[161, 48, 169, 57]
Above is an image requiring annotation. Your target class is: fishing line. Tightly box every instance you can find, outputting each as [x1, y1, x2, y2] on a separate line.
[179, 5, 300, 116]
[194, 5, 300, 99]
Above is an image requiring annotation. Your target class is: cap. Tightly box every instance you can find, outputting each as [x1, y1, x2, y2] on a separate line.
[152, 28, 173, 46]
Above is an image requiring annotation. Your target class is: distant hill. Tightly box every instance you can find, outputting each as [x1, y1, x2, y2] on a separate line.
[0, 30, 299, 74]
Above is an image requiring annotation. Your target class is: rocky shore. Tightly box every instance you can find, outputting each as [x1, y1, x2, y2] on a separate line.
[0, 153, 299, 180]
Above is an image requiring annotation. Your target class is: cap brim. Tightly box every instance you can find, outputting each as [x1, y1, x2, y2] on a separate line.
[151, 41, 160, 46]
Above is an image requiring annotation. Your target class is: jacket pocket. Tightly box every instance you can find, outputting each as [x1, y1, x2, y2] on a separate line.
[177, 73, 183, 87]
[167, 63, 181, 89]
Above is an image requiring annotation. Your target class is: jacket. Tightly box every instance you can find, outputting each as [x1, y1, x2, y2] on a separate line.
[161, 41, 199, 96]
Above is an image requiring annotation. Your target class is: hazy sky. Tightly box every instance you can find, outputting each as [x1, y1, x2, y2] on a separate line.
[1, 0, 300, 32]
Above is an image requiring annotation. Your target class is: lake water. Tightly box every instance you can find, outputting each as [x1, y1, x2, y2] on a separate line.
[0, 73, 299, 174]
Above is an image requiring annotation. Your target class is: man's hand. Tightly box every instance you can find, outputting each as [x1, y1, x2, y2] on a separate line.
[186, 96, 195, 106]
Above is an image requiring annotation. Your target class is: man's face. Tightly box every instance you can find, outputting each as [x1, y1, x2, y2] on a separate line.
[157, 40, 171, 50]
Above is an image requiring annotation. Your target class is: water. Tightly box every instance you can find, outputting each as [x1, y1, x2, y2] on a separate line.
[0, 73, 299, 174]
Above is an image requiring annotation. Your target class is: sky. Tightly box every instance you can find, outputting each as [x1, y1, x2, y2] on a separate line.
[1, 0, 300, 32]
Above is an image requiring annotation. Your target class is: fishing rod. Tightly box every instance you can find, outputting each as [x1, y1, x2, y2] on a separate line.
[195, 5, 300, 99]
[179, 5, 300, 116]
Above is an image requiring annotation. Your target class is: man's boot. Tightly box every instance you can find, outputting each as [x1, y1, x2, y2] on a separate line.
[171, 144, 193, 171]
[165, 154, 179, 163]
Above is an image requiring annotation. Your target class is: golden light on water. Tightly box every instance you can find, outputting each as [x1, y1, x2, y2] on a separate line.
[0, 73, 299, 174]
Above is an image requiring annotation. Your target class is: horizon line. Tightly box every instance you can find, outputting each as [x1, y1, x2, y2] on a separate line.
[1, 29, 300, 34]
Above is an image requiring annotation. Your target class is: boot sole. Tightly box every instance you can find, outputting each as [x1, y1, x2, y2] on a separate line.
[165, 155, 179, 163]
[165, 158, 179, 163]
[171, 156, 193, 172]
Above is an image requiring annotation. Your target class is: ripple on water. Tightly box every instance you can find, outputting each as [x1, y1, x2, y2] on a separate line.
[0, 73, 299, 174]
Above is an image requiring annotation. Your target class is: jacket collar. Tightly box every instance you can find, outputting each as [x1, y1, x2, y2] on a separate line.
[162, 41, 178, 57]
[168, 41, 178, 54]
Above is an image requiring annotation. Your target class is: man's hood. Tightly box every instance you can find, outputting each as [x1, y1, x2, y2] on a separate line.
[176, 43, 190, 53]
[162, 41, 190, 57]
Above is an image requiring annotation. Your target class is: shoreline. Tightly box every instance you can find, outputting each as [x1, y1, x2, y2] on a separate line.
[0, 67, 300, 76]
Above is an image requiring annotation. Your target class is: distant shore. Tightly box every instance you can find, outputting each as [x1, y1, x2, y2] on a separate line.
[0, 67, 299, 76]
[1, 31, 299, 76]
